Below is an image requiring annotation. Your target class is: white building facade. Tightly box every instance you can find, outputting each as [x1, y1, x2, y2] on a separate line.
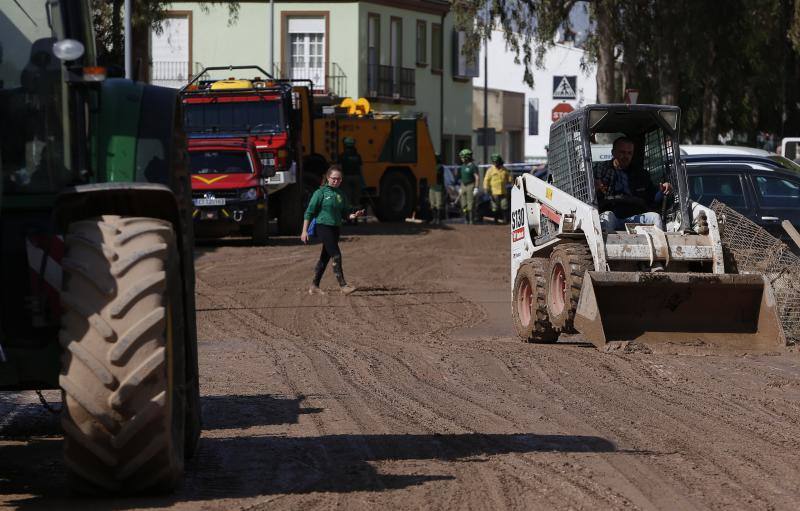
[472, 31, 597, 163]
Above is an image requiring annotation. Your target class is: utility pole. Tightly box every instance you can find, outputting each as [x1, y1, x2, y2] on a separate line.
[482, 31, 488, 166]
[124, 0, 132, 79]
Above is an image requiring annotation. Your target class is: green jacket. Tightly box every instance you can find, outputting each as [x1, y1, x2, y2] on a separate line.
[304, 185, 350, 226]
[459, 162, 479, 185]
[340, 148, 363, 176]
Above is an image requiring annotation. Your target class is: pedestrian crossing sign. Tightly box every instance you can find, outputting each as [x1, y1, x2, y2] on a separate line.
[552, 75, 577, 99]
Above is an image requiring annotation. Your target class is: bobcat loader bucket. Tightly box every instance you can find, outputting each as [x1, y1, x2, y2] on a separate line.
[574, 272, 785, 350]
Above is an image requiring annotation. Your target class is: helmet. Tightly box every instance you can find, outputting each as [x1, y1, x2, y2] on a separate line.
[459, 148, 473, 159]
[343, 137, 356, 146]
[491, 153, 503, 164]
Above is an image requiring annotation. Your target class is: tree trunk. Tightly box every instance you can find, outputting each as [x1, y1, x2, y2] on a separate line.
[132, 18, 150, 83]
[111, 0, 123, 62]
[702, 82, 719, 143]
[656, 1, 680, 105]
[594, 0, 617, 103]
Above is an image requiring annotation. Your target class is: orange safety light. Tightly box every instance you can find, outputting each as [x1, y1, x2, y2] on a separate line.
[83, 66, 107, 81]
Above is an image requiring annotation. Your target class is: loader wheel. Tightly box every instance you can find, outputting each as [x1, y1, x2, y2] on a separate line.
[545, 243, 593, 333]
[512, 258, 558, 343]
[59, 216, 186, 495]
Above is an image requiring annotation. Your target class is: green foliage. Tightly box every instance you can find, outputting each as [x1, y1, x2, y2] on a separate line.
[451, 0, 800, 142]
[452, 0, 580, 86]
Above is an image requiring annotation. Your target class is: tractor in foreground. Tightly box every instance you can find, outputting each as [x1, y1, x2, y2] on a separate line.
[1, 0, 200, 494]
[510, 104, 785, 349]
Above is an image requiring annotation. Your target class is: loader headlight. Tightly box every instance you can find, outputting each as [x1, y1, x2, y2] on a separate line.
[240, 188, 258, 201]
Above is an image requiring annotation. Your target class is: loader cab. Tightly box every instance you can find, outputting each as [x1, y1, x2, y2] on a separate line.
[547, 104, 689, 232]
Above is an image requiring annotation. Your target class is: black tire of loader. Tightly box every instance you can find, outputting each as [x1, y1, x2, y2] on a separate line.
[512, 259, 558, 343]
[59, 216, 186, 495]
[545, 243, 593, 333]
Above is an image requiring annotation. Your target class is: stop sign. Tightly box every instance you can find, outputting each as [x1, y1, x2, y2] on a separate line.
[551, 102, 574, 122]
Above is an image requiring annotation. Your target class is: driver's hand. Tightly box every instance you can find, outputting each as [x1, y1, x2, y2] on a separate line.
[661, 182, 673, 194]
[595, 179, 608, 194]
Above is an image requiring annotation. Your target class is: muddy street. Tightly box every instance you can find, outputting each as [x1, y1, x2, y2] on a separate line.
[3, 223, 800, 510]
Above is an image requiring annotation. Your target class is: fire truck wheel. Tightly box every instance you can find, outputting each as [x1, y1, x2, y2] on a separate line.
[377, 171, 415, 222]
[545, 242, 593, 333]
[59, 216, 186, 495]
[512, 258, 558, 343]
[252, 210, 269, 245]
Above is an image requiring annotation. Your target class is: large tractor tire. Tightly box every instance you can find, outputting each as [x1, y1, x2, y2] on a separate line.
[512, 258, 558, 343]
[377, 171, 415, 222]
[545, 243, 593, 333]
[59, 216, 187, 494]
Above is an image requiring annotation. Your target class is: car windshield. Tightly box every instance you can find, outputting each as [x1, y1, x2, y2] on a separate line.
[768, 155, 800, 174]
[190, 151, 253, 174]
[184, 99, 283, 134]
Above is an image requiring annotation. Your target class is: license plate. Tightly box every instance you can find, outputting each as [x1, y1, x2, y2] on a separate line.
[193, 198, 226, 206]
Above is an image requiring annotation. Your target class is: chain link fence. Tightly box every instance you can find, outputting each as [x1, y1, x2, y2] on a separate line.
[711, 200, 800, 343]
[548, 114, 591, 204]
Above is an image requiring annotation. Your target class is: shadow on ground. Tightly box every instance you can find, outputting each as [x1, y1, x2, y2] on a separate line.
[3, 429, 623, 509]
[201, 394, 322, 430]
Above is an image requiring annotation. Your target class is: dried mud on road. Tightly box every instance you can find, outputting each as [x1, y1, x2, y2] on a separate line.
[4, 223, 800, 510]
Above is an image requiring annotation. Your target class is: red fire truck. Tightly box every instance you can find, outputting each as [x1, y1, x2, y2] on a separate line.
[182, 67, 317, 236]
[181, 66, 437, 235]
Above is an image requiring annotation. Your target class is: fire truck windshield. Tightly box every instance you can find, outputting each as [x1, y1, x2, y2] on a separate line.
[184, 100, 283, 135]
[190, 151, 253, 174]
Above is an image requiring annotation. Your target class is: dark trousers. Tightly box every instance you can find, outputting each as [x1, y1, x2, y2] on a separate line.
[313, 224, 346, 286]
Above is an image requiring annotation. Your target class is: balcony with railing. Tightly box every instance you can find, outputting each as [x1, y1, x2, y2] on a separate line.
[271, 62, 347, 98]
[150, 61, 205, 89]
[366, 64, 415, 103]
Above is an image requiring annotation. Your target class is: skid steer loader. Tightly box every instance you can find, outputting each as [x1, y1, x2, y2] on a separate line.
[510, 104, 785, 350]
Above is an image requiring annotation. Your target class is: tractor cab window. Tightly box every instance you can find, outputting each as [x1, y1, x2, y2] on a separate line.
[184, 100, 284, 135]
[190, 151, 253, 174]
[1, 1, 71, 195]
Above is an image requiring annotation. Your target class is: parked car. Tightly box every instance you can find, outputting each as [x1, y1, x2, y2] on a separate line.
[681, 144, 772, 157]
[683, 153, 800, 245]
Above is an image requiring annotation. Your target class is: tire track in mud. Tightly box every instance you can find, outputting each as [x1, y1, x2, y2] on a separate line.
[197, 229, 674, 509]
[10, 226, 799, 510]
[282, 236, 644, 509]
[492, 344, 800, 509]
[195, 232, 608, 508]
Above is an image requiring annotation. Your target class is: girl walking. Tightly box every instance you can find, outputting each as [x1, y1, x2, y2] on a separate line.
[301, 166, 365, 295]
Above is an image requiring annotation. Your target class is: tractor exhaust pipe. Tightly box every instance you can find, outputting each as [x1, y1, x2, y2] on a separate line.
[574, 272, 785, 350]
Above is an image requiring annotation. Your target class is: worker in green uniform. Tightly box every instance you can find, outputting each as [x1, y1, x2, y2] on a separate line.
[429, 153, 446, 225]
[457, 148, 480, 224]
[339, 137, 365, 219]
[301, 166, 365, 295]
[483, 153, 513, 224]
